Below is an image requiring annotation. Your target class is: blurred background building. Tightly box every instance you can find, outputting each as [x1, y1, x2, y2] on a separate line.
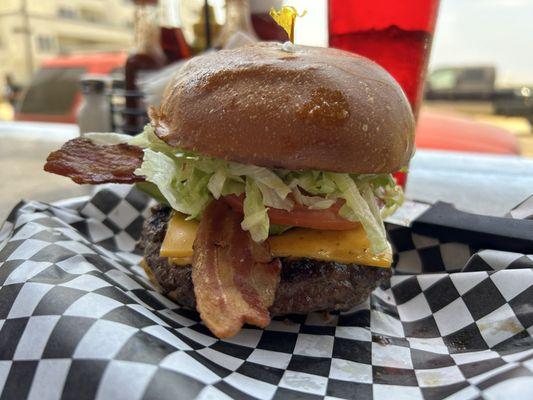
[0, 0, 134, 94]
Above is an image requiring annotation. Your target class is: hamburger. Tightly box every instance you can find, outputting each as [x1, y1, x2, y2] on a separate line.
[44, 42, 415, 338]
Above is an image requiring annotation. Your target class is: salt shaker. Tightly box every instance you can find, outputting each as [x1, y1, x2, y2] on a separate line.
[77, 75, 112, 135]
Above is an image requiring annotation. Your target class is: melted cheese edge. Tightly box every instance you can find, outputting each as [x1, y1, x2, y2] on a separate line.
[161, 213, 392, 268]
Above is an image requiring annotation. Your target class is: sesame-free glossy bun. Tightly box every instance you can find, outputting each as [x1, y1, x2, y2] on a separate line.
[154, 42, 415, 173]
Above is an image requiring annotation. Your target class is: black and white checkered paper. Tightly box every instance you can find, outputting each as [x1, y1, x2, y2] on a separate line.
[0, 185, 532, 400]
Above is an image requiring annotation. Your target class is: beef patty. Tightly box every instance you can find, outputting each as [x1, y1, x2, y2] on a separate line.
[140, 206, 392, 315]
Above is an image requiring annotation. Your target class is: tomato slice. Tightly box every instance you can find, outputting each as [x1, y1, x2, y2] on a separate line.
[223, 195, 359, 231]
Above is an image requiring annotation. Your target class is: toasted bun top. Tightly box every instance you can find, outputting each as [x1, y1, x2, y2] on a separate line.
[155, 42, 415, 173]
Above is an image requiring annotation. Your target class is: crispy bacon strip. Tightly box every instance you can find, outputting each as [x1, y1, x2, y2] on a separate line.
[44, 138, 145, 184]
[192, 200, 281, 338]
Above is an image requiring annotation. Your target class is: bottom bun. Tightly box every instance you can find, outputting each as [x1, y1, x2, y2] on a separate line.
[140, 206, 392, 315]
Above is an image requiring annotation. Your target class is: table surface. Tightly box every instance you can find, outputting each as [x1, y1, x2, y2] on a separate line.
[407, 149, 533, 216]
[1, 121, 532, 223]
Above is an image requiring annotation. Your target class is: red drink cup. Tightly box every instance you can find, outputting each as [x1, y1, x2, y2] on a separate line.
[328, 0, 440, 187]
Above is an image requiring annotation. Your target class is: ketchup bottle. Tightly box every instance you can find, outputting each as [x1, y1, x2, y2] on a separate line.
[160, 0, 191, 63]
[124, 0, 166, 134]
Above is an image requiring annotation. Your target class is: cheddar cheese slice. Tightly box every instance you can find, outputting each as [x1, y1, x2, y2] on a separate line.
[160, 212, 392, 267]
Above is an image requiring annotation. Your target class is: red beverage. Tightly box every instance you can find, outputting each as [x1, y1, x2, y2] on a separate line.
[328, 0, 439, 186]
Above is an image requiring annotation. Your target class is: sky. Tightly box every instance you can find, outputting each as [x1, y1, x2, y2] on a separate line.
[429, 0, 533, 86]
[288, 0, 533, 87]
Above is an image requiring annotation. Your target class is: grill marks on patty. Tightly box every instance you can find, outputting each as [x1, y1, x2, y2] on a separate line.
[140, 205, 392, 315]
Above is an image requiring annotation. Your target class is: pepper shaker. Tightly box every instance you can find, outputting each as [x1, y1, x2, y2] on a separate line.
[77, 75, 112, 135]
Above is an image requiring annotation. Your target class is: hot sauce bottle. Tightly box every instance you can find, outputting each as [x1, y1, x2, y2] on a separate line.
[124, 0, 166, 134]
[160, 0, 191, 63]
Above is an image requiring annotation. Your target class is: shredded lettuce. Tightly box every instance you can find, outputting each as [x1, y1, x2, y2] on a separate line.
[123, 125, 404, 251]
[327, 173, 390, 254]
[228, 164, 291, 199]
[207, 168, 227, 199]
[128, 125, 177, 154]
[241, 179, 270, 242]
[135, 182, 169, 205]
[135, 149, 182, 211]
[256, 181, 294, 211]
[286, 171, 337, 195]
[356, 174, 405, 218]
[289, 182, 336, 210]
[83, 132, 132, 145]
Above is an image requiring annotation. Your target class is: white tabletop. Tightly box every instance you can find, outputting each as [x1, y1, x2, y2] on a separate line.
[407, 149, 533, 216]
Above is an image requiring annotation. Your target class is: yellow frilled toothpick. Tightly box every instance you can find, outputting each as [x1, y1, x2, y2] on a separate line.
[269, 6, 307, 43]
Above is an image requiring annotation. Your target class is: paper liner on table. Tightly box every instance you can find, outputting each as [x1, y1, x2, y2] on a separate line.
[0, 185, 531, 400]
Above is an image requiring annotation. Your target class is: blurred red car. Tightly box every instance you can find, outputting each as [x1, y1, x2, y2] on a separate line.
[416, 111, 520, 155]
[15, 52, 126, 124]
